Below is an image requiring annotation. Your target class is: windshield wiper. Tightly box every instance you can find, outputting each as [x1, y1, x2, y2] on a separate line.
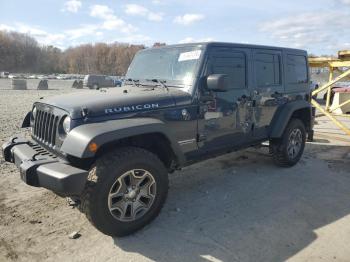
[146, 79, 169, 91]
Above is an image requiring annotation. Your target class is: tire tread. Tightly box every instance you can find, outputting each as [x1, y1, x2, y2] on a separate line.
[270, 118, 306, 167]
[79, 147, 168, 236]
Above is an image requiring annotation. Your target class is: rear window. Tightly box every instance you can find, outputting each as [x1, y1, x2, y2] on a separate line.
[255, 53, 281, 87]
[287, 55, 308, 84]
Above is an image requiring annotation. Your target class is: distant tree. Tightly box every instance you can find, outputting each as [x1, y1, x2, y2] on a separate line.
[0, 30, 145, 75]
[152, 42, 166, 47]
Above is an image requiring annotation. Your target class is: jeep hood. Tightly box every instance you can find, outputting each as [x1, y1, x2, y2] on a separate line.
[38, 87, 181, 119]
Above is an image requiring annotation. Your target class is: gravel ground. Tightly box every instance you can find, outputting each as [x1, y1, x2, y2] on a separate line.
[1, 79, 350, 262]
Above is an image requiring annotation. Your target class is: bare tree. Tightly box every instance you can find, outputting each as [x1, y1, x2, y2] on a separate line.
[0, 30, 145, 75]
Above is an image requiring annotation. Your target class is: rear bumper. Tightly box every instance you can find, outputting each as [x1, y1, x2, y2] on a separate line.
[2, 137, 88, 196]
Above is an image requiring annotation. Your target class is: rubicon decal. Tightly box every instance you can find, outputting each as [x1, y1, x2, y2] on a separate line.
[105, 103, 160, 114]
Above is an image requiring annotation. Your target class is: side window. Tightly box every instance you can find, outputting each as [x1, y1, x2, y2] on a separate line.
[255, 53, 281, 87]
[287, 55, 308, 84]
[209, 51, 246, 89]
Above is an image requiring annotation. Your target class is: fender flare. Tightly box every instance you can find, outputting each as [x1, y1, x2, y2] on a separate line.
[60, 118, 185, 165]
[21, 112, 31, 128]
[269, 100, 312, 138]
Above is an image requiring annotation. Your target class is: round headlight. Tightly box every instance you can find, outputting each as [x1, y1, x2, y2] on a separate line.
[62, 116, 71, 133]
[32, 107, 37, 120]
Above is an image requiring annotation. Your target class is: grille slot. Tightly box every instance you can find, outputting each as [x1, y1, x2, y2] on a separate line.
[33, 109, 59, 147]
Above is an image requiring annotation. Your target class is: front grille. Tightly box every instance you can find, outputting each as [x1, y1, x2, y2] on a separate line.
[33, 109, 60, 147]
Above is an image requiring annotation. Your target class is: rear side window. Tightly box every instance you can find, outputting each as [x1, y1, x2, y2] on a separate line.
[255, 53, 281, 87]
[287, 55, 308, 84]
[209, 51, 246, 89]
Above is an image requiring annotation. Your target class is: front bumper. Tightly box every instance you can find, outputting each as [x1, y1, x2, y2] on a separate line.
[2, 137, 88, 196]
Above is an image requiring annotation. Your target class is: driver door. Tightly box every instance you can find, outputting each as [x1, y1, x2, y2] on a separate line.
[196, 46, 253, 152]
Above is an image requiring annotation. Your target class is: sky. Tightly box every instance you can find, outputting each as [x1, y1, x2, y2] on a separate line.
[0, 0, 350, 55]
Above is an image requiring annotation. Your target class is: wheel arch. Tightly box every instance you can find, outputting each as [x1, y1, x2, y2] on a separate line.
[269, 100, 312, 138]
[61, 118, 185, 169]
[95, 133, 179, 171]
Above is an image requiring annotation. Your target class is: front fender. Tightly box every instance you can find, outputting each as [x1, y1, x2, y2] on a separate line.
[269, 100, 312, 138]
[60, 118, 185, 165]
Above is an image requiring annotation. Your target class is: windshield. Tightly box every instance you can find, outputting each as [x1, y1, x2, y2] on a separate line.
[126, 45, 203, 92]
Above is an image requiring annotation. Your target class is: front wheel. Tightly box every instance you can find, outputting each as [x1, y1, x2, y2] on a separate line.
[270, 118, 306, 167]
[80, 147, 169, 236]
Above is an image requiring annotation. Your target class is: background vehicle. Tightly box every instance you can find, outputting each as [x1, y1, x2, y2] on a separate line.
[83, 74, 116, 89]
[8, 74, 18, 79]
[37, 75, 48, 80]
[0, 71, 9, 78]
[109, 76, 123, 87]
[2, 42, 313, 237]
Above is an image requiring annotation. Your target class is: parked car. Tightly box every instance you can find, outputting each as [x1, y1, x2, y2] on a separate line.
[8, 74, 18, 79]
[109, 76, 123, 87]
[0, 71, 9, 78]
[2, 42, 314, 237]
[83, 74, 116, 89]
[114, 79, 122, 87]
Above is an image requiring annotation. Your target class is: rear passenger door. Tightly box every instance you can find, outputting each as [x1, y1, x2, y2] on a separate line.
[252, 50, 284, 138]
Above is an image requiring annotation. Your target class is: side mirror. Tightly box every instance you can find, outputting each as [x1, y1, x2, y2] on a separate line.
[207, 74, 229, 92]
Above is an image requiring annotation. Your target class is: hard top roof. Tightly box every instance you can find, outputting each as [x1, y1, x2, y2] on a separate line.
[146, 42, 307, 54]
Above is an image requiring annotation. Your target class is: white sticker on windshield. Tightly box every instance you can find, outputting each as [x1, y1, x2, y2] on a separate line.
[178, 50, 201, 62]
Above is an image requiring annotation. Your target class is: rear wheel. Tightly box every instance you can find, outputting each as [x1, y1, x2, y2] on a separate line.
[80, 147, 168, 236]
[270, 118, 306, 167]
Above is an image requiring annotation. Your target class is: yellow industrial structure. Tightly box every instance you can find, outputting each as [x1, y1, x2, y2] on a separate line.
[309, 50, 350, 136]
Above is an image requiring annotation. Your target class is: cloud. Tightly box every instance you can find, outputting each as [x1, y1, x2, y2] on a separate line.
[0, 24, 15, 31]
[64, 24, 99, 40]
[90, 4, 115, 19]
[0, 23, 66, 47]
[90, 4, 137, 33]
[112, 34, 152, 44]
[125, 4, 148, 15]
[0, 4, 149, 48]
[0, 18, 149, 48]
[179, 37, 214, 44]
[174, 14, 205, 26]
[62, 0, 82, 13]
[151, 0, 163, 5]
[102, 19, 136, 33]
[260, 11, 350, 52]
[125, 4, 163, 22]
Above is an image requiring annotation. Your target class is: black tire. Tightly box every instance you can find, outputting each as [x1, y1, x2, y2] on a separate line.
[270, 118, 306, 167]
[80, 147, 169, 237]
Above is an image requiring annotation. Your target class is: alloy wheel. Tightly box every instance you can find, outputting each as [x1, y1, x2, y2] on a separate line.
[108, 169, 156, 222]
[287, 128, 303, 159]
